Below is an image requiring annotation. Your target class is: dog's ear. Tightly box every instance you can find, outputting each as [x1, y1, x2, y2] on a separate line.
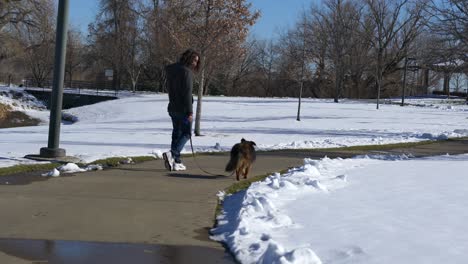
[250, 141, 256, 146]
[241, 138, 246, 143]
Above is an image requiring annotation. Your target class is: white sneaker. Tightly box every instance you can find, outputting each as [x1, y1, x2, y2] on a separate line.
[172, 162, 186, 171]
[163, 151, 174, 171]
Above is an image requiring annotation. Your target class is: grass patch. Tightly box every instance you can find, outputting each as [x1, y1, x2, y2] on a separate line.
[89, 156, 157, 167]
[89, 157, 126, 167]
[257, 140, 436, 154]
[0, 156, 157, 176]
[0, 102, 12, 119]
[321, 140, 433, 151]
[0, 163, 60, 177]
[198, 140, 444, 158]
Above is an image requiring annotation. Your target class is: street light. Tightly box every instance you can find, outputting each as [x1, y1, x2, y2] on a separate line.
[39, 0, 69, 158]
[401, 57, 416, 106]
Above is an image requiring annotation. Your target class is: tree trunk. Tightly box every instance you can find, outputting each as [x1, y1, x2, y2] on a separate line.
[353, 76, 360, 99]
[376, 51, 382, 110]
[423, 68, 429, 95]
[68, 71, 73, 88]
[194, 54, 206, 136]
[443, 72, 450, 97]
[334, 72, 340, 103]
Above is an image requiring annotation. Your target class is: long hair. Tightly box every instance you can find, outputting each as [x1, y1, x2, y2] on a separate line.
[179, 49, 201, 72]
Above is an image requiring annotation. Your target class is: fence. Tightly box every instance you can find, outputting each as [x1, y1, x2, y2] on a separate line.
[23, 78, 118, 95]
[23, 78, 163, 95]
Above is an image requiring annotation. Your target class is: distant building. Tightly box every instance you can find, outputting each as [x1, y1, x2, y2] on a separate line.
[429, 59, 467, 97]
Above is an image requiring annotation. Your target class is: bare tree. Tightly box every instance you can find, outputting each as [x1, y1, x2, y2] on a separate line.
[65, 28, 85, 87]
[319, 0, 362, 103]
[225, 39, 258, 95]
[0, 0, 44, 70]
[305, 6, 330, 98]
[89, 0, 141, 90]
[13, 0, 56, 87]
[276, 10, 313, 110]
[0, 0, 42, 31]
[363, 0, 428, 109]
[429, 0, 468, 61]
[346, 12, 372, 99]
[254, 39, 279, 97]
[123, 3, 143, 92]
[140, 0, 175, 92]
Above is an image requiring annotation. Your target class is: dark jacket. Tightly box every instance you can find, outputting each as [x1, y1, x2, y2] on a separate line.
[166, 62, 194, 115]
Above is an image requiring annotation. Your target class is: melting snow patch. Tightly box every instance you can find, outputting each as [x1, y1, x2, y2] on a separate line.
[85, 164, 103, 171]
[151, 150, 163, 159]
[216, 190, 226, 202]
[41, 168, 60, 177]
[58, 163, 86, 173]
[120, 157, 134, 164]
[355, 153, 413, 160]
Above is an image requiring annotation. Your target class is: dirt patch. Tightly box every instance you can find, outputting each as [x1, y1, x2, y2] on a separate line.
[0, 103, 41, 128]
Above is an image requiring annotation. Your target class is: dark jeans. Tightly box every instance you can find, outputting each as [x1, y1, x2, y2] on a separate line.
[169, 112, 192, 163]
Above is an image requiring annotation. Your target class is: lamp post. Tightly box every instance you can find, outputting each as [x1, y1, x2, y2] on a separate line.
[296, 18, 306, 122]
[401, 57, 416, 106]
[39, 0, 69, 158]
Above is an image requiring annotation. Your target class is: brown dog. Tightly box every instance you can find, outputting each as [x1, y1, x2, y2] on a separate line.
[225, 138, 257, 181]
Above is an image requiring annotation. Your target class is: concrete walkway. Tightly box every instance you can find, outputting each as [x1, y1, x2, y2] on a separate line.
[0, 138, 466, 263]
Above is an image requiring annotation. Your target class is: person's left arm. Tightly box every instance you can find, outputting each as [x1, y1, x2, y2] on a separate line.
[183, 69, 194, 122]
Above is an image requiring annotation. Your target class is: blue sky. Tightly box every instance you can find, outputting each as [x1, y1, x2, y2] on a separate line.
[68, 0, 315, 40]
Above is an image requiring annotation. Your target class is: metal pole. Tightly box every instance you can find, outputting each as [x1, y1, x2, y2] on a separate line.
[297, 19, 306, 121]
[401, 57, 408, 106]
[466, 75, 468, 103]
[40, 0, 69, 158]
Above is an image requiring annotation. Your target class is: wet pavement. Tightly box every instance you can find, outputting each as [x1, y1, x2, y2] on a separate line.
[0, 154, 301, 264]
[0, 238, 234, 264]
[0, 173, 49, 185]
[0, 170, 73, 186]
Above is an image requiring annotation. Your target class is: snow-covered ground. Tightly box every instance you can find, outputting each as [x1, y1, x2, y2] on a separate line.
[2, 85, 468, 263]
[211, 154, 468, 264]
[1, 86, 468, 168]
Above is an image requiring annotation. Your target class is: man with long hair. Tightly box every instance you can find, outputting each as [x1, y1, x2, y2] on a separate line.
[163, 49, 200, 171]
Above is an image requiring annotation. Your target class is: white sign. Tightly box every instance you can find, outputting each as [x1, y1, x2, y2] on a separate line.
[105, 69, 113, 77]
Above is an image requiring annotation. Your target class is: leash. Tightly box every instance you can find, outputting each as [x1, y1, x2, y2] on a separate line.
[189, 136, 233, 177]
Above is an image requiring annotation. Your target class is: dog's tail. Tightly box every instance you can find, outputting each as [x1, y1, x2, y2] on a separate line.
[225, 144, 240, 172]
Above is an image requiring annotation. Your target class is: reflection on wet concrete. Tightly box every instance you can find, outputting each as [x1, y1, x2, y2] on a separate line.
[0, 238, 236, 264]
[0, 174, 49, 185]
